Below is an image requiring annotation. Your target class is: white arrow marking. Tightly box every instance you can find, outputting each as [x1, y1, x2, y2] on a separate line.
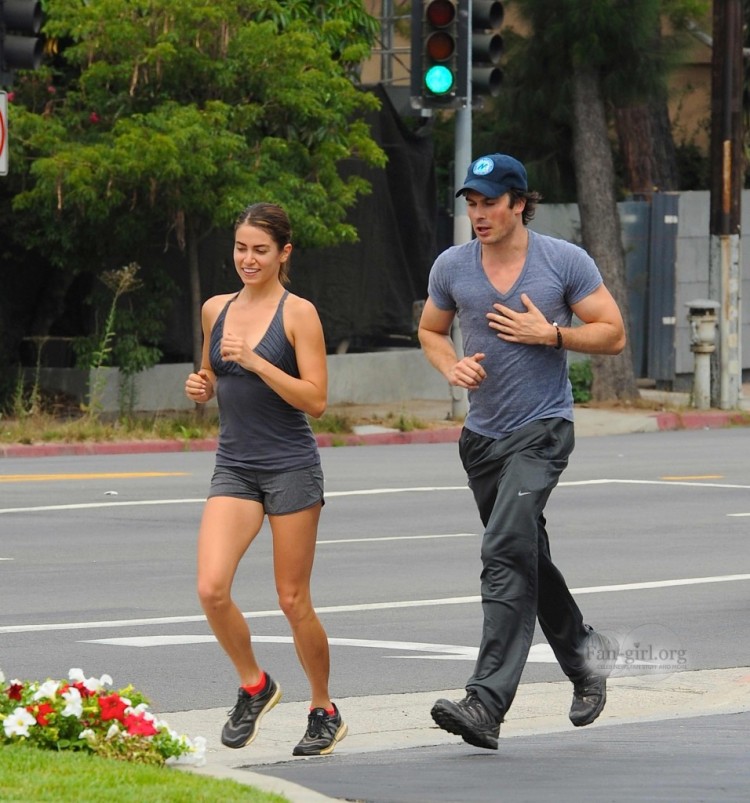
[80, 633, 558, 662]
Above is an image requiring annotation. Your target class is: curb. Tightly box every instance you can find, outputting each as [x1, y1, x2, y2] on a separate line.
[1, 411, 748, 459]
[654, 409, 750, 431]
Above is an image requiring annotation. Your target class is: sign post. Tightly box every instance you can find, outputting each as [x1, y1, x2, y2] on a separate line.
[0, 90, 8, 175]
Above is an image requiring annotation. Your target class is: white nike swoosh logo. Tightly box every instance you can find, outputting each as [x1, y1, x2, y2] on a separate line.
[518, 491, 531, 496]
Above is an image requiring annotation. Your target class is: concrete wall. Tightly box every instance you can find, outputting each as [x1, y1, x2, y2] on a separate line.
[532, 192, 750, 387]
[674, 192, 750, 378]
[32, 350, 452, 415]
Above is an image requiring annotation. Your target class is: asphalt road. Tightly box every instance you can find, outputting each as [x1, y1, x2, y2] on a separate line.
[1, 428, 749, 801]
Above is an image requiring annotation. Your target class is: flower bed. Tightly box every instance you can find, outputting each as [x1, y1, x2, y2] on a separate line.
[0, 667, 205, 766]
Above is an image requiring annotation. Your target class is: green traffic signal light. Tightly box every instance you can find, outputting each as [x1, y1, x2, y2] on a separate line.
[424, 64, 454, 95]
[410, 0, 463, 109]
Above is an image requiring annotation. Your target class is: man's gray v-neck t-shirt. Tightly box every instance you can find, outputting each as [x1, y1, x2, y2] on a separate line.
[427, 230, 602, 438]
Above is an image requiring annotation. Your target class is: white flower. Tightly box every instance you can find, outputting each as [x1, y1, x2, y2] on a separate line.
[0, 668, 5, 684]
[79, 728, 97, 744]
[32, 680, 60, 701]
[166, 735, 207, 767]
[61, 687, 83, 718]
[105, 723, 120, 740]
[3, 707, 36, 738]
[68, 668, 112, 694]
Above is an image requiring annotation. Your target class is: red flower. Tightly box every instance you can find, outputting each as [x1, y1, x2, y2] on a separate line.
[89, 112, 100, 124]
[124, 713, 158, 737]
[6, 92, 15, 103]
[8, 682, 23, 701]
[27, 702, 54, 726]
[98, 693, 128, 722]
[73, 681, 94, 698]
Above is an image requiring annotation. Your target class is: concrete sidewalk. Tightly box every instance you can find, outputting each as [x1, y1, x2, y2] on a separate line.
[169, 666, 750, 802]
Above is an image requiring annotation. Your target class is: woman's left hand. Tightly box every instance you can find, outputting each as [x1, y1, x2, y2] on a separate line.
[221, 332, 260, 371]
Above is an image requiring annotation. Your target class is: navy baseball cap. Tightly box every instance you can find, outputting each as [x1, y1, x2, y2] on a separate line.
[456, 153, 528, 198]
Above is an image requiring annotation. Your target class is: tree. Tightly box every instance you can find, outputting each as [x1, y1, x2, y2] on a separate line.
[570, 61, 639, 401]
[5, 0, 386, 370]
[611, 1, 708, 196]
[491, 0, 703, 400]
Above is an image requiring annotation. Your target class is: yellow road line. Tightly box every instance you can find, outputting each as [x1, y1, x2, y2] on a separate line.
[0, 472, 189, 483]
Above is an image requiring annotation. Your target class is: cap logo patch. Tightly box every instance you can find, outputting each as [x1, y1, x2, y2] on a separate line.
[472, 157, 494, 176]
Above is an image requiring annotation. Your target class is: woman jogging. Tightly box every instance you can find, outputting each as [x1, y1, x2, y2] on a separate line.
[185, 202, 346, 757]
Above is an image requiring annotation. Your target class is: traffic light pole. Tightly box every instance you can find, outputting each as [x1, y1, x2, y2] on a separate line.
[450, 0, 472, 419]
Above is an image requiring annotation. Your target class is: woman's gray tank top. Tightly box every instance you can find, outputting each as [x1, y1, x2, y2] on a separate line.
[209, 291, 320, 471]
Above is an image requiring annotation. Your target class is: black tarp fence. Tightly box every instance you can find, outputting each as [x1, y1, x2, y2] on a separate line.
[289, 84, 439, 352]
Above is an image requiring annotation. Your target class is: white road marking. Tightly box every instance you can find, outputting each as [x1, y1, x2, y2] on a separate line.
[82, 634, 477, 657]
[319, 532, 476, 545]
[80, 634, 559, 663]
[1, 477, 748, 515]
[92, 634, 544, 663]
[2, 573, 749, 636]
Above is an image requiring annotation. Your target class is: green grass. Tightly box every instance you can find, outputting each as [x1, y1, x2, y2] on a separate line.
[0, 743, 288, 803]
[0, 405, 430, 446]
[0, 410, 221, 446]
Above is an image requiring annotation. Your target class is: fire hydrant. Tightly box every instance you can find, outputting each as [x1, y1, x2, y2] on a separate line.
[686, 299, 720, 409]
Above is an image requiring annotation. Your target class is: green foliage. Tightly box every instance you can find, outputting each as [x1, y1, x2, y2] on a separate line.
[74, 264, 173, 377]
[2, 0, 387, 390]
[674, 140, 710, 190]
[74, 262, 147, 417]
[308, 412, 353, 434]
[569, 359, 593, 403]
[10, 0, 385, 250]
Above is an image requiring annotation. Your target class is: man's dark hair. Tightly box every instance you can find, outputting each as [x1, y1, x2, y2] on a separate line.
[507, 189, 543, 226]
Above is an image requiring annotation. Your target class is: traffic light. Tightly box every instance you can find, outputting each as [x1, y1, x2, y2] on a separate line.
[471, 0, 504, 102]
[0, 0, 44, 84]
[411, 1, 468, 111]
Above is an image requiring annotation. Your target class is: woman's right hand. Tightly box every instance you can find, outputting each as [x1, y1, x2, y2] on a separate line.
[185, 369, 214, 403]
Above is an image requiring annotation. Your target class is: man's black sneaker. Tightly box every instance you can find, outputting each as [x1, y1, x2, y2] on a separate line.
[569, 673, 607, 727]
[220, 675, 282, 748]
[292, 703, 348, 756]
[431, 691, 501, 750]
[570, 631, 619, 727]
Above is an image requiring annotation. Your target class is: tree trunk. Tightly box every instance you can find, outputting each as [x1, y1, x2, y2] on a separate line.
[186, 221, 203, 371]
[571, 64, 640, 402]
[614, 100, 679, 196]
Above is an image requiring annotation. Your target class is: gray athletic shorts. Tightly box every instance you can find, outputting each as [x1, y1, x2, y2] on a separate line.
[207, 463, 325, 515]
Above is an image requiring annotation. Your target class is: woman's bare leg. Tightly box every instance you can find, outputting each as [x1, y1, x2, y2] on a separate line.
[197, 496, 266, 686]
[270, 503, 331, 709]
